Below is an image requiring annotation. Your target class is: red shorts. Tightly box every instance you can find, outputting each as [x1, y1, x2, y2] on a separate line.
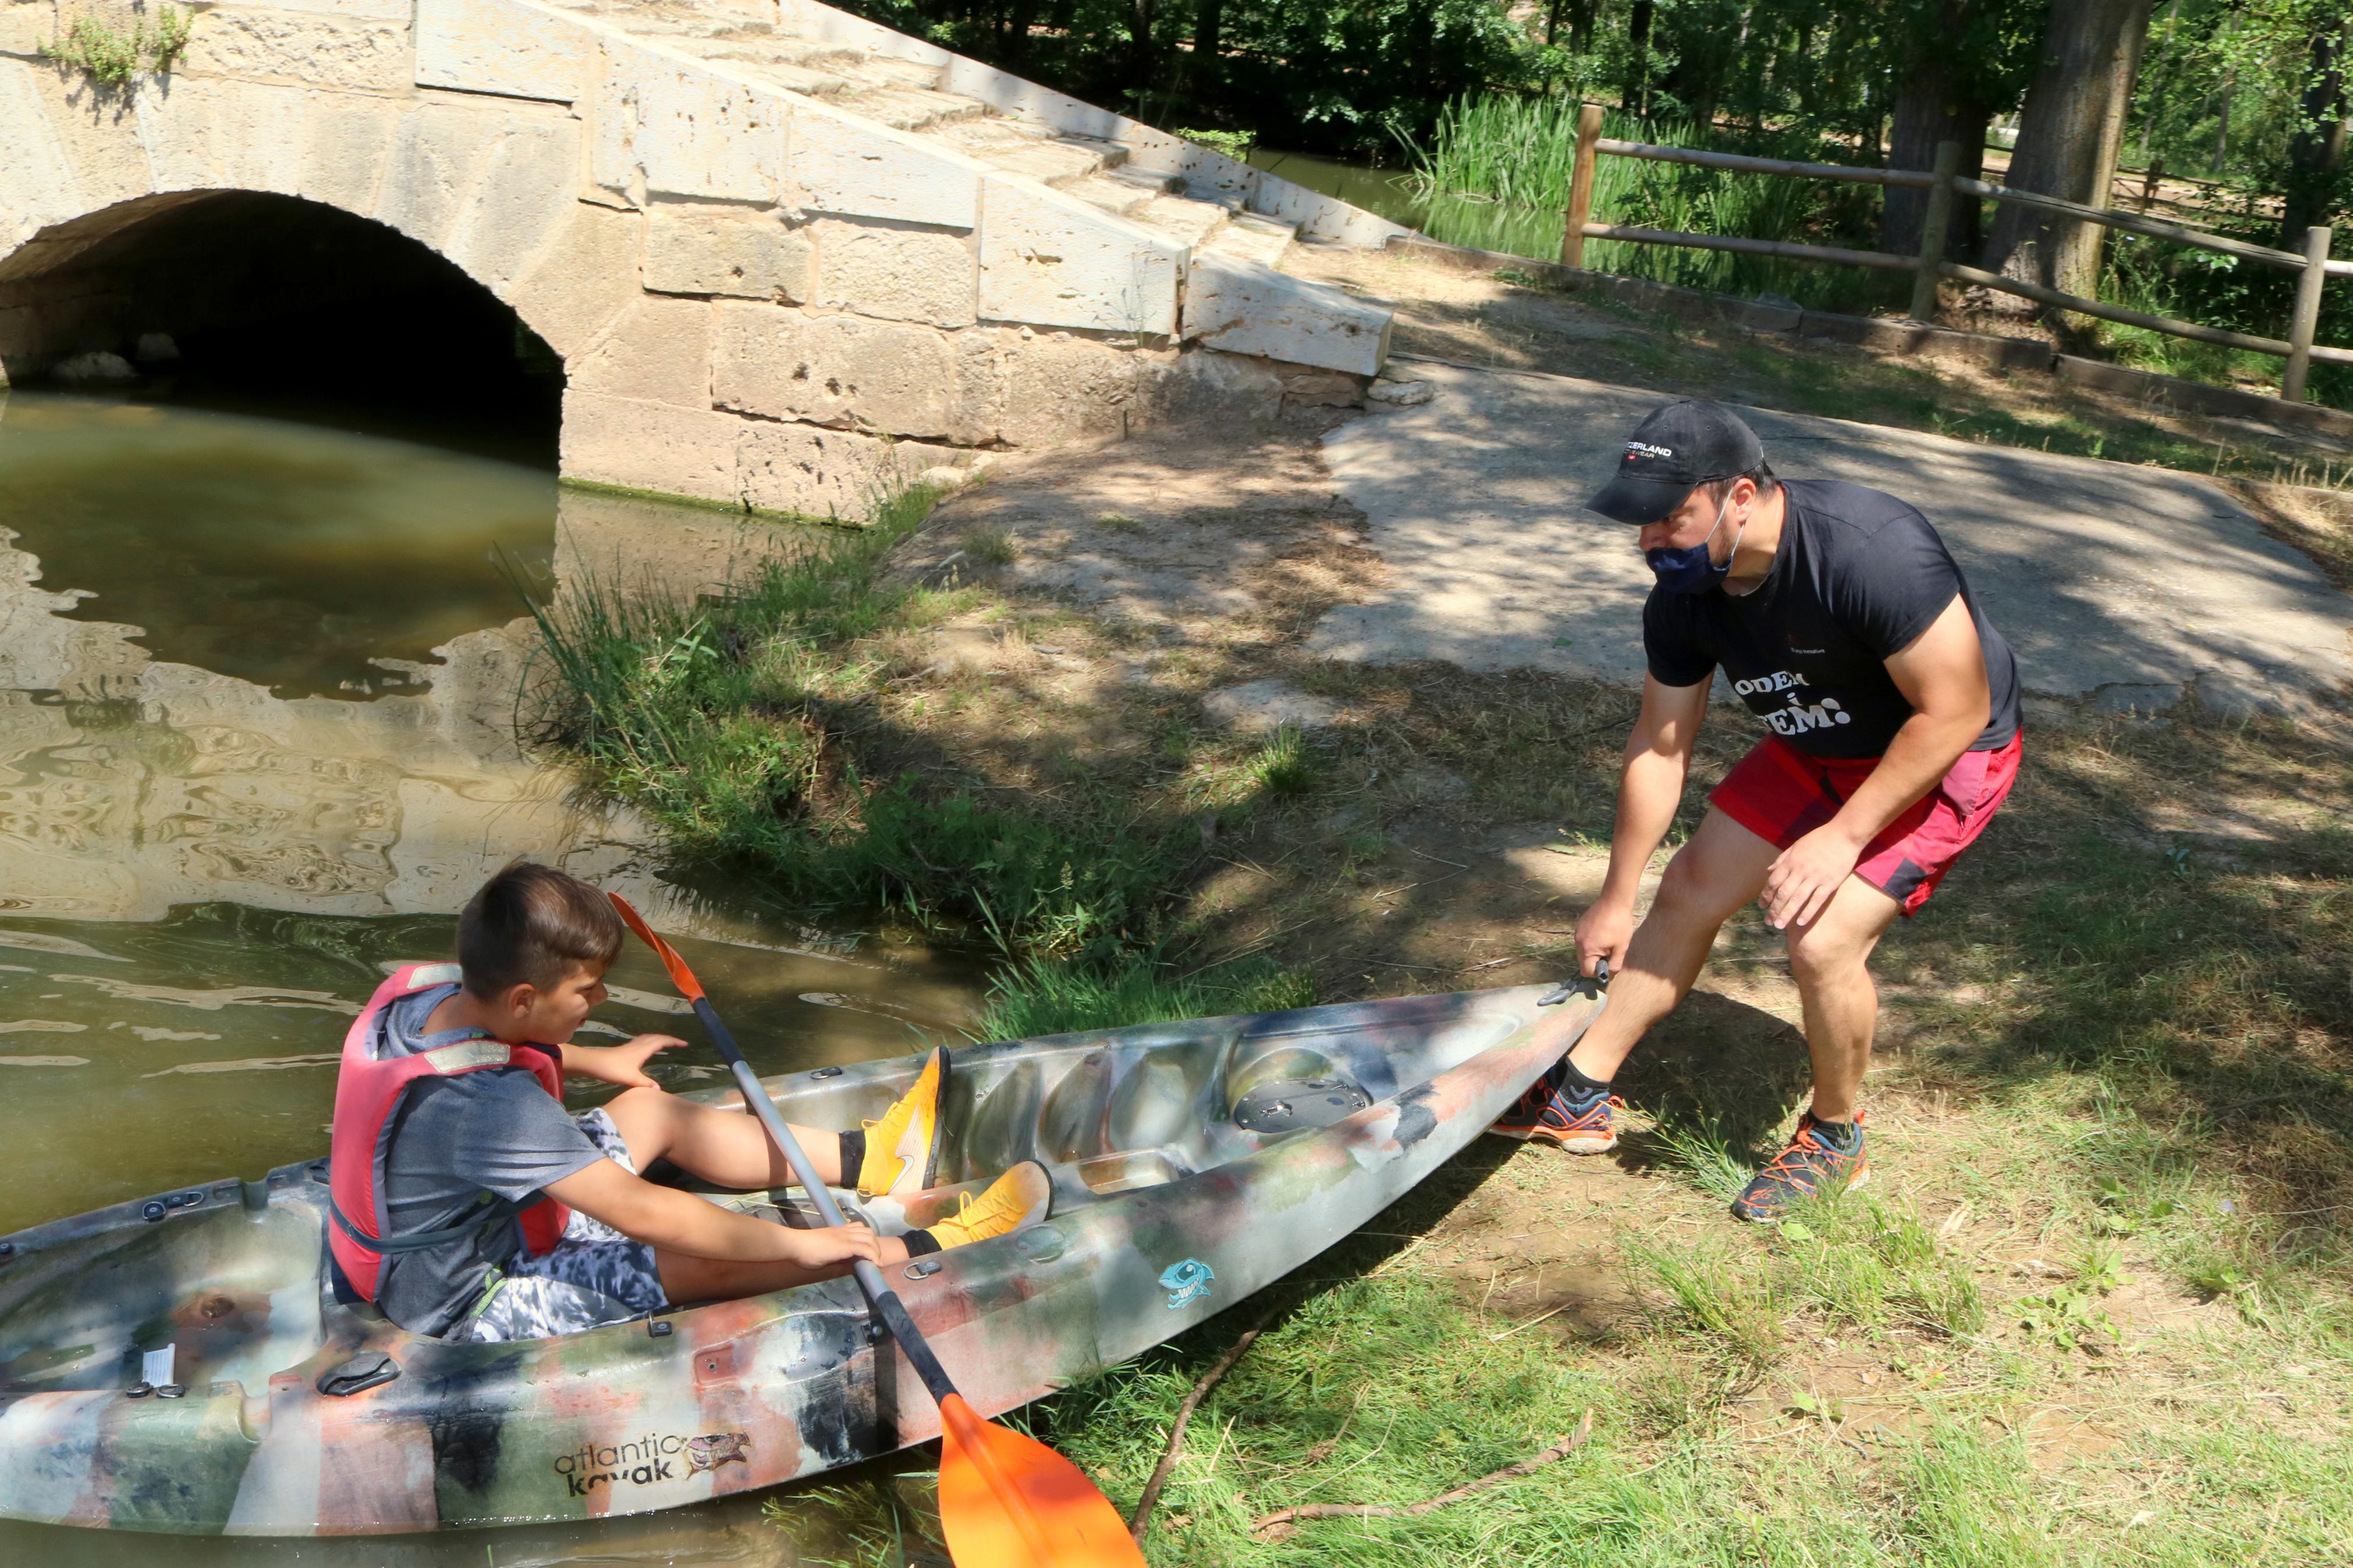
[1708, 732, 2023, 916]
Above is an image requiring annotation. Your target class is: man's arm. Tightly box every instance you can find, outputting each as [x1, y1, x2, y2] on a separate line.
[1758, 594, 1991, 929]
[1576, 673, 1712, 976]
[542, 1157, 878, 1270]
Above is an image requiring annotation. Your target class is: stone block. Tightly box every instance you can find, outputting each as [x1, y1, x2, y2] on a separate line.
[592, 36, 784, 206]
[737, 420, 948, 521]
[790, 98, 980, 230]
[810, 215, 975, 328]
[644, 205, 811, 301]
[714, 303, 989, 442]
[1000, 330, 1137, 447]
[510, 198, 643, 360]
[1276, 365, 1366, 408]
[1180, 252, 1389, 377]
[979, 175, 1181, 336]
[1724, 297, 1801, 334]
[445, 116, 584, 293]
[183, 9, 411, 93]
[0, 60, 83, 229]
[1136, 346, 1281, 428]
[1908, 327, 2052, 372]
[204, 0, 410, 17]
[29, 58, 154, 211]
[572, 295, 713, 408]
[561, 392, 740, 509]
[1797, 311, 1935, 353]
[377, 101, 501, 253]
[297, 87, 397, 212]
[414, 0, 592, 104]
[0, 3, 47, 58]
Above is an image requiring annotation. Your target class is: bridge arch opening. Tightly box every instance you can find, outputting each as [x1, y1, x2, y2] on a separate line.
[0, 191, 562, 465]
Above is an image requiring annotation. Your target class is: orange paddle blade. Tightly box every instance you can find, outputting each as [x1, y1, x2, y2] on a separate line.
[936, 1394, 1145, 1568]
[607, 893, 706, 1002]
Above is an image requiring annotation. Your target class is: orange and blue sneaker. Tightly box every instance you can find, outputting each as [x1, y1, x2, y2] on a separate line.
[1731, 1111, 1869, 1223]
[857, 1046, 948, 1197]
[1488, 1064, 1621, 1153]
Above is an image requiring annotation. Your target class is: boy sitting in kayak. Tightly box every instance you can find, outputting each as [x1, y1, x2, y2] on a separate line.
[328, 860, 1045, 1342]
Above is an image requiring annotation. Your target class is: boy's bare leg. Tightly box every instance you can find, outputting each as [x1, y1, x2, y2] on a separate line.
[654, 1240, 909, 1307]
[599, 1085, 844, 1191]
[1559, 809, 1779, 1082]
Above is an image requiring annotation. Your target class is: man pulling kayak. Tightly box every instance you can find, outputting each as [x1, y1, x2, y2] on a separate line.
[1495, 399, 2023, 1221]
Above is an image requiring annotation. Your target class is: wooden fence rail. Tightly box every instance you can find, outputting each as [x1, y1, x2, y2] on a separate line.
[1556, 103, 2343, 403]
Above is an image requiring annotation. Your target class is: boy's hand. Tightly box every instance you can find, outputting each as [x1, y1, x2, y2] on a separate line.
[787, 1222, 881, 1269]
[564, 1034, 688, 1089]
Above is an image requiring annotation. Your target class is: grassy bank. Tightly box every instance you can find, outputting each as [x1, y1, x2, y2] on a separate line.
[522, 387, 2353, 1567]
[526, 486, 1188, 956]
[776, 704, 2353, 1567]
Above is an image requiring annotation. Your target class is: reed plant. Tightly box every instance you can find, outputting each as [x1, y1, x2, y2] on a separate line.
[512, 480, 1183, 956]
[1408, 97, 1904, 315]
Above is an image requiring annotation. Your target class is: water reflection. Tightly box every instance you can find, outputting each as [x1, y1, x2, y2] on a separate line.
[0, 392, 982, 1562]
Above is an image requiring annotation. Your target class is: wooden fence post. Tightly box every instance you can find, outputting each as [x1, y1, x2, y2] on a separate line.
[1908, 140, 1961, 323]
[1560, 102, 1604, 269]
[2283, 223, 2331, 404]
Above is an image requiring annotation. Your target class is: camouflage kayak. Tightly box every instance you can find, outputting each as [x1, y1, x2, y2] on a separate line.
[0, 983, 1598, 1535]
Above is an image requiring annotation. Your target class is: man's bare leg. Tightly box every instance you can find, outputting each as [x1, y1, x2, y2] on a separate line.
[1550, 808, 1780, 1082]
[1783, 876, 1901, 1123]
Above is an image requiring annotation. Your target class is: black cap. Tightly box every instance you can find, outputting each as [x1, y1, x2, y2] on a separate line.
[1585, 400, 1765, 525]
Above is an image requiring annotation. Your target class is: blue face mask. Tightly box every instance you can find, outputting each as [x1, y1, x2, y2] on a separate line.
[1644, 489, 1744, 595]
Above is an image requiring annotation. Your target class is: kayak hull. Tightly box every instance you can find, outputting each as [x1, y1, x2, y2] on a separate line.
[0, 983, 1597, 1534]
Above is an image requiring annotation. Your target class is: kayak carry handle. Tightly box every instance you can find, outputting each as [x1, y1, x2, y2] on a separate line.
[1537, 957, 1609, 1007]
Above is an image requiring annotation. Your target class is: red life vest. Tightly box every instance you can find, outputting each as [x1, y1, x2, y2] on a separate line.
[326, 963, 572, 1303]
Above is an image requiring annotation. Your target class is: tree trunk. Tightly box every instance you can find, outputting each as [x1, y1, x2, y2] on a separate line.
[1624, 0, 1655, 119]
[1002, 0, 1039, 65]
[1982, 0, 2155, 301]
[1569, 0, 1593, 53]
[2280, 22, 2350, 244]
[1130, 0, 1156, 117]
[2135, 0, 2181, 163]
[1190, 0, 1225, 91]
[1884, 45, 1990, 260]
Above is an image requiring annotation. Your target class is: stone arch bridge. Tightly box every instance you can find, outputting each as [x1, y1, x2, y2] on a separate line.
[0, 0, 1400, 514]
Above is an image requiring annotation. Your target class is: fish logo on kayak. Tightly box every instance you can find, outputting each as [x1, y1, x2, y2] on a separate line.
[686, 1432, 754, 1475]
[1160, 1259, 1213, 1310]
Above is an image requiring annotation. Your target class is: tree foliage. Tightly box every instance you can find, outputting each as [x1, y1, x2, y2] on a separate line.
[822, 0, 2348, 240]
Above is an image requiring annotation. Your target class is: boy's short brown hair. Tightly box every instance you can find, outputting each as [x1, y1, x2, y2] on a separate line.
[458, 861, 624, 1000]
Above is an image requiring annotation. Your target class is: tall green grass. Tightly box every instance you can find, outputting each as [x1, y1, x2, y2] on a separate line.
[513, 482, 1183, 955]
[1408, 98, 1903, 315]
[970, 952, 1316, 1042]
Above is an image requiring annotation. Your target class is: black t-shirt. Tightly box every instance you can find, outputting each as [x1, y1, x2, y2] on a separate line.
[1642, 479, 2021, 760]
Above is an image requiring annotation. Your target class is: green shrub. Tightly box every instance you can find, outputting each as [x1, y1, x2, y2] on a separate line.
[41, 6, 189, 84]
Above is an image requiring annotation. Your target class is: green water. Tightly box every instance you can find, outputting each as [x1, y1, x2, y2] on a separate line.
[0, 390, 981, 1563]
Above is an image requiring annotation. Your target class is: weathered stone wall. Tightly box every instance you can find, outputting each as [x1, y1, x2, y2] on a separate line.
[0, 0, 1385, 518]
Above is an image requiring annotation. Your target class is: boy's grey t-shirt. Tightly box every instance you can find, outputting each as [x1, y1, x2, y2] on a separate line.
[369, 983, 603, 1336]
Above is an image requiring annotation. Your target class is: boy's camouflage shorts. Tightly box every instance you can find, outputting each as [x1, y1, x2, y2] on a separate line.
[449, 1108, 669, 1343]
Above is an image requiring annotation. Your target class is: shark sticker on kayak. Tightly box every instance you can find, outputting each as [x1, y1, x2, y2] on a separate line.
[1160, 1259, 1213, 1309]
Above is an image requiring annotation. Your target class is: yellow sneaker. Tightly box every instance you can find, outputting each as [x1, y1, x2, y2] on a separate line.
[857, 1046, 949, 1197]
[925, 1161, 1052, 1250]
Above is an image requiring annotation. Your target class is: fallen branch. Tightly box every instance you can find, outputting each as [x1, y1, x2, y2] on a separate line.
[1248, 1409, 1594, 1542]
[1128, 1317, 1273, 1542]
